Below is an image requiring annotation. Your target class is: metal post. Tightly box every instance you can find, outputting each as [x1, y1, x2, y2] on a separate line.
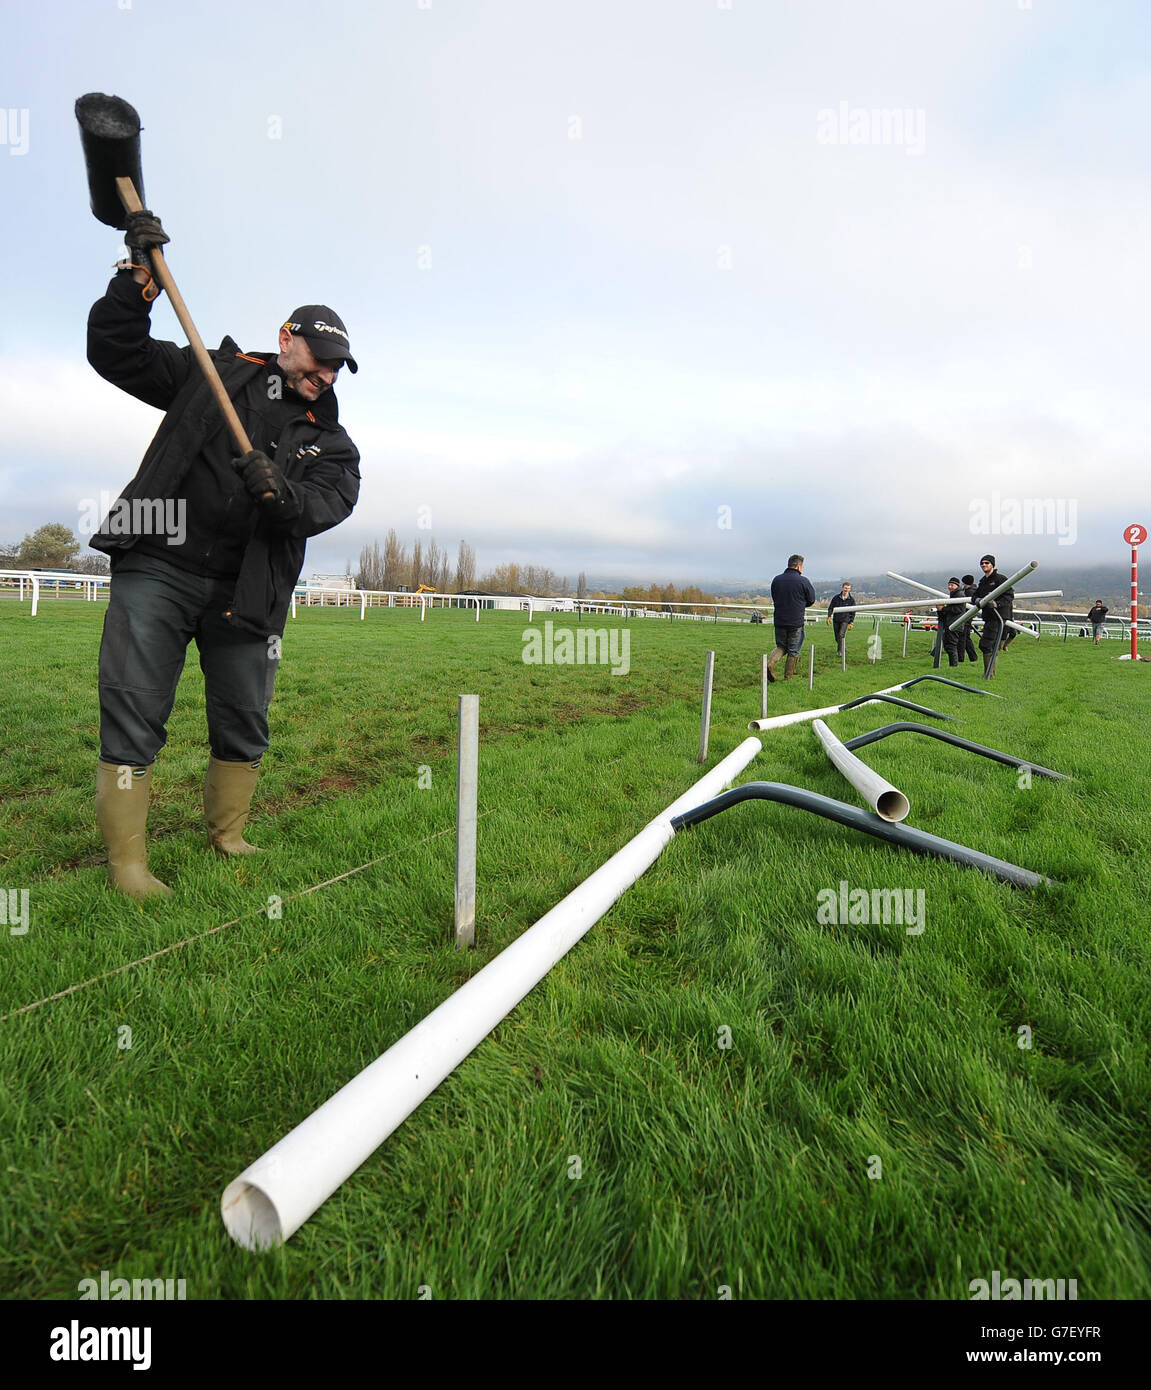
[454, 695, 479, 948]
[761, 653, 768, 719]
[901, 620, 908, 659]
[808, 642, 814, 691]
[698, 650, 715, 764]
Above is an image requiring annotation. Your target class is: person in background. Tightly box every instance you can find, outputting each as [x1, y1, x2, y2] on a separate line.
[1086, 600, 1109, 644]
[936, 578, 964, 666]
[972, 555, 1014, 677]
[826, 580, 856, 657]
[767, 553, 816, 681]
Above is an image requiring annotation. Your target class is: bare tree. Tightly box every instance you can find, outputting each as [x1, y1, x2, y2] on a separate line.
[356, 540, 386, 589]
[382, 529, 407, 589]
[74, 553, 111, 576]
[410, 538, 423, 589]
[434, 547, 453, 593]
[577, 570, 588, 598]
[455, 539, 476, 592]
[425, 538, 443, 592]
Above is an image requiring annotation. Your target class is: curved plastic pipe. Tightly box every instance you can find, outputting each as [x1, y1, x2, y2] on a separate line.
[896, 675, 997, 697]
[669, 783, 1053, 888]
[221, 736, 764, 1250]
[812, 720, 910, 821]
[841, 722, 1068, 779]
[749, 692, 953, 732]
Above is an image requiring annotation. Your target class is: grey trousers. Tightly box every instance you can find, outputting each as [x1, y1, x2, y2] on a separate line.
[98, 552, 279, 767]
[774, 623, 805, 656]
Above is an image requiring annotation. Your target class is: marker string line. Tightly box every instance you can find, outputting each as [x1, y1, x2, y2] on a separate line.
[2, 812, 497, 1023]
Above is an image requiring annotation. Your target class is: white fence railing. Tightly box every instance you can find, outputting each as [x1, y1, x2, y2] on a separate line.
[5, 569, 1149, 641]
[0, 569, 110, 616]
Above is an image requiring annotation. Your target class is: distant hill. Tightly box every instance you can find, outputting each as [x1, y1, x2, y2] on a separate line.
[586, 566, 1140, 612]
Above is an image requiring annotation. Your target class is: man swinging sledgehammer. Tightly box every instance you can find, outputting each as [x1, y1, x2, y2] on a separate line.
[87, 211, 361, 896]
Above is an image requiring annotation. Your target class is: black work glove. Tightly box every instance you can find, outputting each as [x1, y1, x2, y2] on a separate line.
[124, 209, 169, 263]
[232, 450, 286, 504]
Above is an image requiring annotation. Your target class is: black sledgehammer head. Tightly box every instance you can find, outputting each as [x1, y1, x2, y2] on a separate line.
[75, 92, 145, 229]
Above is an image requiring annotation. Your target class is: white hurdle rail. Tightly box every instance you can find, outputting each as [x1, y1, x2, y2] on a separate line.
[0, 569, 110, 616]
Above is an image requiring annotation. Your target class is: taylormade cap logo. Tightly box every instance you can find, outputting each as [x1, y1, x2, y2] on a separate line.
[282, 304, 358, 373]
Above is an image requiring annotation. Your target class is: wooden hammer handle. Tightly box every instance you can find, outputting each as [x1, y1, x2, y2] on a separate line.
[115, 177, 274, 501]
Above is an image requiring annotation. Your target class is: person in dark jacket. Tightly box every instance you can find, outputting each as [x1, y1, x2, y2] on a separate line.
[87, 209, 361, 897]
[768, 554, 817, 680]
[1086, 600, 1109, 644]
[826, 581, 856, 657]
[959, 575, 979, 661]
[971, 555, 1014, 677]
[936, 578, 965, 666]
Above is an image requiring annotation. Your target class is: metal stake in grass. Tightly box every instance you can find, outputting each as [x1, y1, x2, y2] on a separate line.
[454, 694, 479, 949]
[809, 642, 815, 690]
[699, 650, 715, 763]
[761, 652, 768, 719]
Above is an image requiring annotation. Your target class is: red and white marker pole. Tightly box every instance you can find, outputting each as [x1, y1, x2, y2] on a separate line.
[1122, 524, 1146, 660]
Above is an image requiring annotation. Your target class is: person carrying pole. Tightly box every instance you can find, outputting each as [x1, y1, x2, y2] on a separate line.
[937, 578, 965, 666]
[972, 555, 1015, 677]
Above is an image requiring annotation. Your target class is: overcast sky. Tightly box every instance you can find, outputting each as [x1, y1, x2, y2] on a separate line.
[2, 0, 1148, 587]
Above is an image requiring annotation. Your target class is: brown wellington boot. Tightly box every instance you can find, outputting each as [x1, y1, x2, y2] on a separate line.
[204, 756, 263, 855]
[766, 646, 784, 683]
[96, 760, 172, 898]
[784, 654, 799, 680]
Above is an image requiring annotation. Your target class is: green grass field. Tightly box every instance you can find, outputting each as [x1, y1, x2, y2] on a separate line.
[1, 596, 1149, 1300]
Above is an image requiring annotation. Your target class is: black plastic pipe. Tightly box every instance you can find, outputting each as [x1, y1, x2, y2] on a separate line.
[841, 722, 1069, 779]
[670, 782, 1053, 888]
[895, 675, 996, 697]
[837, 693, 956, 719]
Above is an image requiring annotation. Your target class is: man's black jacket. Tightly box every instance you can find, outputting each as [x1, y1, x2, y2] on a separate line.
[827, 592, 856, 625]
[972, 570, 1014, 625]
[770, 567, 816, 626]
[87, 272, 360, 637]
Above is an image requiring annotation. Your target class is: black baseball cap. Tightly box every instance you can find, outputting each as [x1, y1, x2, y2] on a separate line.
[282, 306, 358, 373]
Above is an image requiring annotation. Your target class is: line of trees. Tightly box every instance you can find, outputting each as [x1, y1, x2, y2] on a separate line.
[354, 532, 583, 597]
[0, 524, 110, 574]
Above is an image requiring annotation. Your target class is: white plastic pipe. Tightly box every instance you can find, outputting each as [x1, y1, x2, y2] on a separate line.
[748, 677, 928, 731]
[221, 736, 764, 1250]
[947, 561, 1038, 633]
[812, 719, 909, 822]
[887, 570, 946, 597]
